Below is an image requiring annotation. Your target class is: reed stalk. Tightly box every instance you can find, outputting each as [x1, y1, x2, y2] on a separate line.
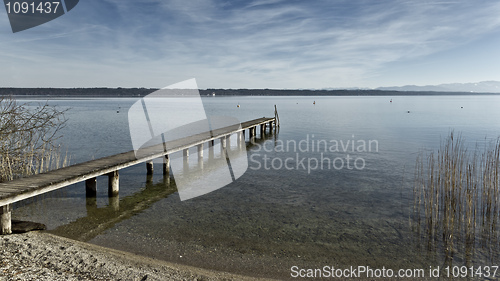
[412, 132, 500, 264]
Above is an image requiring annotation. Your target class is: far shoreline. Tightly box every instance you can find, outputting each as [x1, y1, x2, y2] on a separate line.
[2, 88, 500, 98]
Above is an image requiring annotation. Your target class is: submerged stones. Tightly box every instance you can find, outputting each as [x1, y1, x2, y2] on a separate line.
[11, 220, 46, 233]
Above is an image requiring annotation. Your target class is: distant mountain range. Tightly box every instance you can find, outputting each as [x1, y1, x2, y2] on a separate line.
[377, 81, 500, 93]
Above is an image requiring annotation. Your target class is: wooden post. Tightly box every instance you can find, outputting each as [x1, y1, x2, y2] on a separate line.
[86, 178, 97, 197]
[86, 197, 97, 209]
[221, 137, 227, 155]
[197, 144, 204, 160]
[163, 174, 171, 185]
[209, 140, 214, 159]
[163, 155, 170, 176]
[146, 160, 154, 175]
[226, 135, 231, 148]
[237, 131, 243, 146]
[260, 123, 265, 137]
[146, 174, 153, 184]
[109, 196, 119, 211]
[268, 121, 273, 132]
[249, 127, 254, 138]
[183, 148, 189, 159]
[108, 170, 119, 197]
[0, 204, 12, 235]
[274, 105, 280, 127]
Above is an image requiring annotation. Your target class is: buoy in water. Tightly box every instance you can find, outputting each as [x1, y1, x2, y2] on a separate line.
[313, 101, 316, 105]
[237, 104, 240, 108]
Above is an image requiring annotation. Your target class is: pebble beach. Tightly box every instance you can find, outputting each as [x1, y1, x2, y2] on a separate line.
[0, 231, 274, 281]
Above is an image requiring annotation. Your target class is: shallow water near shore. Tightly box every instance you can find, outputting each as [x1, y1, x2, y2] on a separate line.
[12, 95, 500, 279]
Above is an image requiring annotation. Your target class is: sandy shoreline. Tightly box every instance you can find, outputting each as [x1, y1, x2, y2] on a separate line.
[0, 231, 277, 281]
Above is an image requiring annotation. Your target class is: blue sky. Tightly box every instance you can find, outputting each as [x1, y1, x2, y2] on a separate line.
[1, 0, 500, 89]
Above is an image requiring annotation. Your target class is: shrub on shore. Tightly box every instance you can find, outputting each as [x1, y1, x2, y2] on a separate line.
[0, 96, 68, 182]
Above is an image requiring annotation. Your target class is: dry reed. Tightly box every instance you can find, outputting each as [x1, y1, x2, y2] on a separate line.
[412, 132, 500, 264]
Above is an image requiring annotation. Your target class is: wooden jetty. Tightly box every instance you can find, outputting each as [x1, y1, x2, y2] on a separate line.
[0, 116, 277, 234]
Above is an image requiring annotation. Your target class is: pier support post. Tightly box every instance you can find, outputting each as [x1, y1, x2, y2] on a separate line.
[146, 160, 154, 175]
[86, 178, 97, 197]
[249, 127, 254, 138]
[86, 197, 97, 209]
[197, 144, 204, 160]
[108, 170, 119, 197]
[268, 121, 273, 133]
[183, 148, 189, 160]
[260, 124, 265, 137]
[237, 131, 243, 147]
[109, 196, 119, 211]
[209, 140, 214, 158]
[163, 155, 170, 176]
[221, 137, 227, 155]
[163, 174, 171, 185]
[226, 135, 231, 148]
[0, 204, 12, 235]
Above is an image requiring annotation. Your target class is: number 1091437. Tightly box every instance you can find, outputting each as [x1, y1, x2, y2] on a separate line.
[5, 1, 60, 14]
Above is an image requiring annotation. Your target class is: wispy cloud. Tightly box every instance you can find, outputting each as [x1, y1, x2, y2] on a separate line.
[1, 0, 500, 88]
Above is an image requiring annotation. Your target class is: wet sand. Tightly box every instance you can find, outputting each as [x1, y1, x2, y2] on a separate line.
[0, 231, 276, 281]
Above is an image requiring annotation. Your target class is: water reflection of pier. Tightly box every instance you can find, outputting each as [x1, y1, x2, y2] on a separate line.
[49, 130, 277, 241]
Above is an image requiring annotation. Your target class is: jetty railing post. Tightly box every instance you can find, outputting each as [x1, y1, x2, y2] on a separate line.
[86, 178, 97, 197]
[0, 204, 12, 235]
[108, 170, 119, 197]
[274, 105, 280, 127]
[163, 155, 170, 176]
[146, 160, 154, 175]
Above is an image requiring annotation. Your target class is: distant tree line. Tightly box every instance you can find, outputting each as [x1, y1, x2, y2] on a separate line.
[1, 87, 498, 97]
[0, 88, 156, 97]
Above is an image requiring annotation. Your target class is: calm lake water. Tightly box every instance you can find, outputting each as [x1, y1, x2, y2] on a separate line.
[12, 95, 500, 279]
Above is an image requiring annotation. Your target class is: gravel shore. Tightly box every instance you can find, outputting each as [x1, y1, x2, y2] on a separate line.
[0, 231, 276, 281]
